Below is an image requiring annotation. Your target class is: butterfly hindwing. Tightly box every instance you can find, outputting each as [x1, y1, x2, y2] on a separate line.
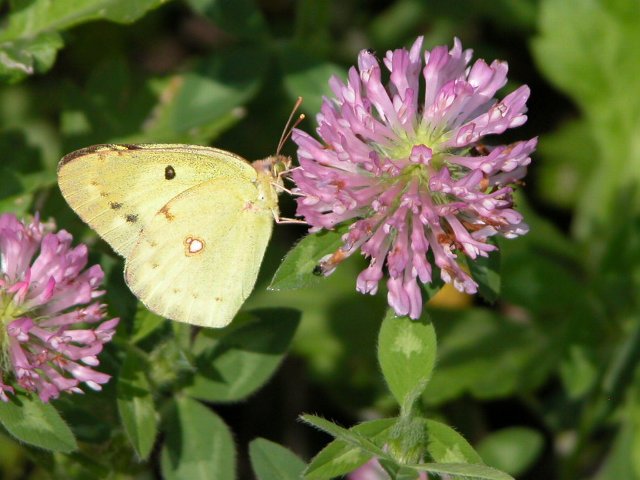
[124, 177, 274, 328]
[57, 144, 257, 257]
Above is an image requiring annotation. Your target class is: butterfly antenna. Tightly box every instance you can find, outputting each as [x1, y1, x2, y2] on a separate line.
[277, 96, 305, 155]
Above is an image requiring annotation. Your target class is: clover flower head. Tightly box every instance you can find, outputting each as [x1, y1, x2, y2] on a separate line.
[292, 37, 536, 319]
[0, 213, 119, 402]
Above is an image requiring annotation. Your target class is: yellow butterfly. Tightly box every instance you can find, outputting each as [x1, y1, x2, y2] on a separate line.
[58, 143, 291, 328]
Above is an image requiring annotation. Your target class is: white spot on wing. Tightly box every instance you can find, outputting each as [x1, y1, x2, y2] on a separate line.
[184, 236, 206, 256]
[189, 239, 203, 253]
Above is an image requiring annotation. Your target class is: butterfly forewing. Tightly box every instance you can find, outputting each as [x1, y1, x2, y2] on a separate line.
[57, 144, 257, 257]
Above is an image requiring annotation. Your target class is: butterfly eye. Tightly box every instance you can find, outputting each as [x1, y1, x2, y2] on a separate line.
[165, 165, 176, 180]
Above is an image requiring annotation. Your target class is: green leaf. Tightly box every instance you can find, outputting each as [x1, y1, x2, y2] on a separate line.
[0, 394, 77, 453]
[117, 349, 158, 460]
[305, 421, 393, 478]
[166, 44, 269, 133]
[0, 0, 168, 82]
[477, 427, 544, 477]
[280, 43, 347, 116]
[185, 0, 269, 39]
[161, 397, 235, 480]
[304, 419, 395, 479]
[378, 309, 436, 410]
[300, 415, 387, 458]
[466, 244, 500, 304]
[269, 226, 349, 291]
[0, 0, 168, 40]
[249, 438, 306, 480]
[0, 32, 63, 84]
[425, 420, 483, 464]
[532, 0, 640, 238]
[134, 76, 247, 144]
[185, 308, 300, 402]
[411, 462, 515, 480]
[95, 0, 171, 23]
[532, 0, 640, 113]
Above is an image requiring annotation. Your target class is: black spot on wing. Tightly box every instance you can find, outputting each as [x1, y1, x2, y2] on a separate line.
[126, 213, 138, 223]
[165, 165, 176, 180]
[110, 202, 122, 210]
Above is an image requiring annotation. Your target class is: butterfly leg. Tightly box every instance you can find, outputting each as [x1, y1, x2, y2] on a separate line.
[271, 182, 298, 196]
[274, 216, 307, 225]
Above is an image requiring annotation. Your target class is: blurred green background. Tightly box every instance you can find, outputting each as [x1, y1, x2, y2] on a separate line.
[1, 0, 640, 479]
